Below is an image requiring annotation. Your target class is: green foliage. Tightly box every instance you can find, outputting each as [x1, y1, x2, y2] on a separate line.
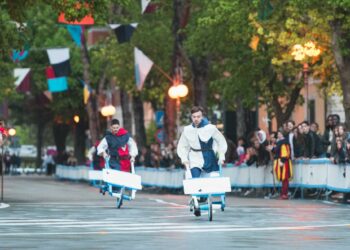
[146, 121, 157, 145]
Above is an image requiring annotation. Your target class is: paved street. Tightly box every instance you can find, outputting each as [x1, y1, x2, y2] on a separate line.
[1, 176, 350, 249]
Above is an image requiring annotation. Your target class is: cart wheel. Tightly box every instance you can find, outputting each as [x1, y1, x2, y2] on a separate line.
[208, 196, 213, 221]
[189, 199, 194, 212]
[116, 188, 124, 209]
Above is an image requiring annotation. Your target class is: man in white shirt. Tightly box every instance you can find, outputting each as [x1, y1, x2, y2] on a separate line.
[177, 106, 227, 216]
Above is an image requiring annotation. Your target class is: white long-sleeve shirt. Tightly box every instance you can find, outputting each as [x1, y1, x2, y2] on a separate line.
[177, 123, 227, 169]
[97, 137, 138, 158]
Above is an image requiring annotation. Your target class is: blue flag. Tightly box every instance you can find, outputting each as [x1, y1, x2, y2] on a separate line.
[48, 77, 68, 92]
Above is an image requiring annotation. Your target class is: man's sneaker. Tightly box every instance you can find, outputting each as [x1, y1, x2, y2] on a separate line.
[194, 207, 201, 217]
[281, 194, 288, 200]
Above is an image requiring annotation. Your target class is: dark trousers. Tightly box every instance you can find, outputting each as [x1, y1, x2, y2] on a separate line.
[109, 158, 120, 170]
[190, 167, 202, 178]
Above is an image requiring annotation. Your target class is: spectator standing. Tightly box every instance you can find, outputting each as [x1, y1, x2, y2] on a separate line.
[273, 131, 293, 200]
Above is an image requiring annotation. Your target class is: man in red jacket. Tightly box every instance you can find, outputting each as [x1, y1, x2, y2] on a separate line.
[97, 119, 138, 172]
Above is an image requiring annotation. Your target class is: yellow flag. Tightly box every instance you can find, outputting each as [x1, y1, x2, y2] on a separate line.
[249, 35, 260, 51]
[83, 85, 90, 104]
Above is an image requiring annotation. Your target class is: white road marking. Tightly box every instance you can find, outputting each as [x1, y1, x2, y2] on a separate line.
[0, 223, 349, 236]
[0, 203, 10, 209]
[149, 198, 187, 207]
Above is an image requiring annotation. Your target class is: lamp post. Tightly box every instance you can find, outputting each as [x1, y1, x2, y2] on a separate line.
[291, 41, 321, 120]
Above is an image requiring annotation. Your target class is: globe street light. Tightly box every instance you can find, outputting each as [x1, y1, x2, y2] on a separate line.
[168, 80, 189, 136]
[101, 105, 116, 118]
[8, 128, 16, 137]
[291, 41, 321, 120]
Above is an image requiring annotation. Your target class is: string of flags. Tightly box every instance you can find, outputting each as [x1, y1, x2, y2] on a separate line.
[8, 0, 161, 103]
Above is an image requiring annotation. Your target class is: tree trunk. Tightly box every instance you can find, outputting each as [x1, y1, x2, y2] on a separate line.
[331, 21, 350, 129]
[74, 120, 86, 164]
[81, 35, 100, 145]
[132, 95, 147, 148]
[53, 123, 70, 164]
[190, 56, 210, 109]
[268, 72, 302, 129]
[120, 90, 132, 132]
[236, 98, 246, 139]
[35, 119, 45, 168]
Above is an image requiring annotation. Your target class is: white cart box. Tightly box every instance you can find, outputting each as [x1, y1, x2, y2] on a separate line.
[102, 169, 142, 190]
[89, 170, 103, 180]
[183, 177, 231, 195]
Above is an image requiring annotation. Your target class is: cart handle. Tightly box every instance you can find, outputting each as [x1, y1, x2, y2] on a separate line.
[104, 155, 110, 169]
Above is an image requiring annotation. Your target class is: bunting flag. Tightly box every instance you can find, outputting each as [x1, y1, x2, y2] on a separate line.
[144, 3, 159, 13]
[43, 90, 53, 102]
[46, 66, 68, 92]
[79, 79, 91, 104]
[58, 13, 94, 25]
[83, 84, 90, 104]
[109, 24, 138, 44]
[258, 0, 273, 20]
[67, 25, 84, 47]
[47, 48, 71, 77]
[11, 49, 29, 63]
[14, 68, 31, 92]
[249, 35, 260, 51]
[141, 0, 151, 14]
[47, 77, 68, 92]
[134, 47, 154, 90]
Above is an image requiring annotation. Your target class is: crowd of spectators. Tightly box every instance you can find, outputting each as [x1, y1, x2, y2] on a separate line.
[224, 114, 347, 167]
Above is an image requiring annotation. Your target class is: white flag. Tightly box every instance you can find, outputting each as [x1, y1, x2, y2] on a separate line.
[47, 48, 70, 65]
[134, 47, 153, 90]
[141, 0, 151, 14]
[14, 68, 30, 87]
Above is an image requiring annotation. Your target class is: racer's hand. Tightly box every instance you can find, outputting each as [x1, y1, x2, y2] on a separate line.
[130, 157, 135, 163]
[218, 158, 225, 166]
[102, 152, 109, 159]
[183, 161, 190, 170]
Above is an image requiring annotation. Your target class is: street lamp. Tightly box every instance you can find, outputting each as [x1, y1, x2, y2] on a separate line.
[168, 77, 189, 136]
[291, 41, 321, 120]
[101, 104, 116, 119]
[8, 128, 16, 137]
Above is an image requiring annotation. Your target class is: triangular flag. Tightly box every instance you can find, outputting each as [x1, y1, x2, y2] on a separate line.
[144, 3, 159, 13]
[78, 79, 91, 104]
[134, 47, 154, 90]
[47, 48, 70, 65]
[67, 25, 84, 47]
[58, 13, 94, 25]
[43, 91, 53, 101]
[109, 23, 138, 43]
[141, 0, 151, 14]
[11, 49, 29, 63]
[47, 77, 68, 92]
[258, 0, 273, 20]
[249, 35, 260, 51]
[84, 85, 90, 104]
[14, 68, 31, 92]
